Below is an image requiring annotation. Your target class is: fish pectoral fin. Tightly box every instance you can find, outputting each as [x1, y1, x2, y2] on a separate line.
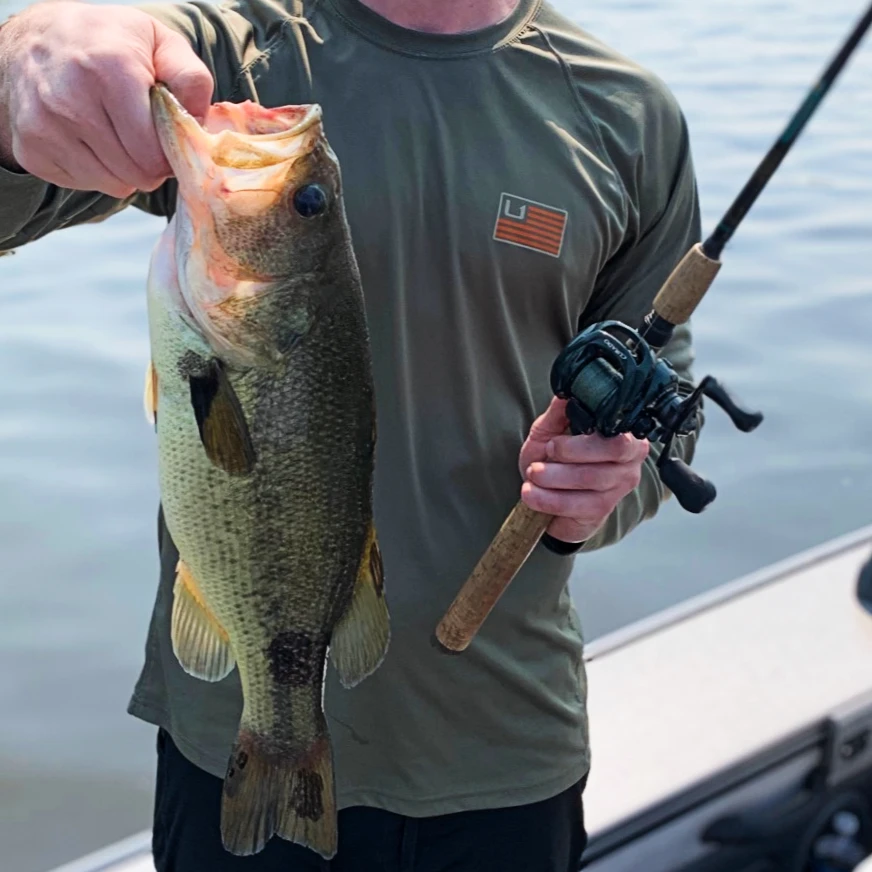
[144, 360, 158, 428]
[222, 733, 337, 859]
[171, 560, 236, 682]
[189, 360, 256, 476]
[330, 524, 390, 689]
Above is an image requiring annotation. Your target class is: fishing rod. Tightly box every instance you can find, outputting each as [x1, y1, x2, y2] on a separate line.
[434, 1, 872, 655]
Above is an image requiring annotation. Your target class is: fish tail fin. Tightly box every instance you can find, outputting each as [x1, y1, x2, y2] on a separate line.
[221, 731, 337, 860]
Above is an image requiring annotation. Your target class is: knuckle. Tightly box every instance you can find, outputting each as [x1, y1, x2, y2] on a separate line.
[14, 105, 52, 146]
[136, 145, 171, 181]
[626, 466, 643, 490]
[78, 47, 130, 80]
[173, 65, 214, 93]
[618, 434, 638, 462]
[529, 487, 559, 515]
[573, 466, 596, 490]
[549, 437, 571, 462]
[36, 79, 81, 124]
[590, 492, 613, 518]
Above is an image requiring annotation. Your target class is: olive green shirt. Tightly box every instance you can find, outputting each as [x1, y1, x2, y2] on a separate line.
[0, 0, 701, 816]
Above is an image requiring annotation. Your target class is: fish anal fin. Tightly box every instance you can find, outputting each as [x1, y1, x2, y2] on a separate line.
[171, 560, 236, 682]
[189, 360, 256, 476]
[222, 732, 337, 859]
[144, 361, 158, 428]
[330, 524, 390, 689]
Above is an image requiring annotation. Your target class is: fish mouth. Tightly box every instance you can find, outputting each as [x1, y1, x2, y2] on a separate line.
[149, 83, 324, 179]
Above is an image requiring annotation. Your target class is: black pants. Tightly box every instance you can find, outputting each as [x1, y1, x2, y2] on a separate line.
[153, 729, 588, 871]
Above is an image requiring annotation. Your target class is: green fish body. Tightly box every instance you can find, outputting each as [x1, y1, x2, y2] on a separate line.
[144, 85, 389, 860]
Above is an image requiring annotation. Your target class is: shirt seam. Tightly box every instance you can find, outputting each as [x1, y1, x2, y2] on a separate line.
[528, 22, 631, 224]
[323, 0, 543, 61]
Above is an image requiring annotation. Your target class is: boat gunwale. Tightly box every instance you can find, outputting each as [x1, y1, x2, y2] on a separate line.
[47, 831, 152, 872]
[584, 522, 872, 663]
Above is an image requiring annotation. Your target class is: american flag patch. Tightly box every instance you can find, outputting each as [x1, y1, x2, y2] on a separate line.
[493, 193, 568, 258]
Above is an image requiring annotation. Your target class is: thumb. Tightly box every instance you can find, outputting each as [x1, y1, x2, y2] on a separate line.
[518, 397, 569, 474]
[152, 24, 214, 120]
[527, 397, 570, 445]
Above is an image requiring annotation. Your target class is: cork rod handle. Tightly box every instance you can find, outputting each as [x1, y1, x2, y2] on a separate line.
[651, 242, 722, 325]
[434, 500, 552, 653]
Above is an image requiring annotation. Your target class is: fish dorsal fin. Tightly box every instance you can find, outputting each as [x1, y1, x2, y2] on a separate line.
[330, 523, 390, 688]
[189, 360, 256, 476]
[171, 560, 236, 682]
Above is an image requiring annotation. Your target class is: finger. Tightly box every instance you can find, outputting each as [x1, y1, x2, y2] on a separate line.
[14, 147, 80, 189]
[527, 397, 570, 445]
[521, 480, 622, 521]
[518, 397, 571, 472]
[38, 134, 135, 198]
[152, 24, 214, 120]
[100, 89, 170, 186]
[73, 135, 139, 197]
[547, 432, 649, 465]
[525, 460, 640, 493]
[76, 102, 164, 190]
[547, 516, 595, 545]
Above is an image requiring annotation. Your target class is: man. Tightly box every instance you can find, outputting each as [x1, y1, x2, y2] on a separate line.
[0, 0, 702, 869]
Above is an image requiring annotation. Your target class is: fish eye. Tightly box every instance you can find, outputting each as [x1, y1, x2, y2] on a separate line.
[293, 184, 328, 218]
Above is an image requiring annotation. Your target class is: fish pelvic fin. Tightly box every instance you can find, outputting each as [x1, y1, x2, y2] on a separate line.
[189, 359, 256, 476]
[144, 360, 158, 428]
[221, 732, 337, 860]
[330, 523, 390, 688]
[171, 559, 236, 682]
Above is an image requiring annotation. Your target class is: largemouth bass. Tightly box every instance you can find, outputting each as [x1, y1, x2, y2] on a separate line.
[144, 84, 389, 860]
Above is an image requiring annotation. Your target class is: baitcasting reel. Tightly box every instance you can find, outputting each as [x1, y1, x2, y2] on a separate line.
[549, 320, 764, 514]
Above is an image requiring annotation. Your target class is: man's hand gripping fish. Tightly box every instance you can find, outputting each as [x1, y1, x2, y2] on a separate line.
[144, 84, 389, 860]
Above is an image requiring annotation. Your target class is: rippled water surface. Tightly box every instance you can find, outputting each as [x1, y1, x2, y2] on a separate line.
[1, 1, 871, 869]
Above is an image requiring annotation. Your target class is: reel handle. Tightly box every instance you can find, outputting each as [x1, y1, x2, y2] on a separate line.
[702, 378, 764, 432]
[658, 454, 717, 514]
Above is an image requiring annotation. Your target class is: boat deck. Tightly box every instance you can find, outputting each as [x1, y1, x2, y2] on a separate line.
[48, 525, 872, 872]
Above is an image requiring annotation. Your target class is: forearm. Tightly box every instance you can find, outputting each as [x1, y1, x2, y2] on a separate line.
[0, 165, 150, 252]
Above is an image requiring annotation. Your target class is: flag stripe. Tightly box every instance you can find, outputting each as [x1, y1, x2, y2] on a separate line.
[495, 222, 563, 247]
[495, 230, 563, 252]
[496, 218, 564, 244]
[494, 226, 562, 255]
[496, 221, 564, 248]
[527, 206, 567, 228]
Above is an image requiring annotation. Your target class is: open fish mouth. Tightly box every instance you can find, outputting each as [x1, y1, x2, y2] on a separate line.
[149, 83, 324, 179]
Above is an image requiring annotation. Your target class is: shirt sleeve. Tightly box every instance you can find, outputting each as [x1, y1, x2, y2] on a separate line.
[0, 0, 256, 254]
[557, 86, 705, 555]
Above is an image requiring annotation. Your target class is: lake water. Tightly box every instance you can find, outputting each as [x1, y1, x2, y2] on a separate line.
[1, 0, 870, 869]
